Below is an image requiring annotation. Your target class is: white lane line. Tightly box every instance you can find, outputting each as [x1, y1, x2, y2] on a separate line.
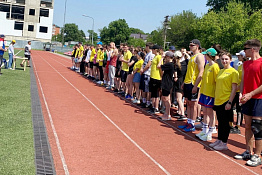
[35, 52, 171, 175]
[40, 52, 259, 175]
[32, 55, 70, 175]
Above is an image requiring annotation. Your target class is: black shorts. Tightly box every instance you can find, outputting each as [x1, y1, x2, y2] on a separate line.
[84, 62, 89, 67]
[25, 55, 31, 60]
[120, 70, 128, 82]
[89, 62, 93, 69]
[94, 63, 99, 67]
[242, 98, 262, 117]
[103, 60, 107, 67]
[149, 78, 161, 98]
[162, 89, 171, 97]
[115, 69, 121, 78]
[174, 78, 183, 93]
[183, 83, 199, 101]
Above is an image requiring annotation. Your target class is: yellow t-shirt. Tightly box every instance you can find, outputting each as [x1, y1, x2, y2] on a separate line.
[200, 63, 220, 97]
[74, 48, 79, 58]
[78, 45, 84, 58]
[214, 67, 239, 105]
[122, 50, 132, 71]
[97, 49, 104, 66]
[90, 48, 96, 62]
[184, 54, 202, 87]
[133, 59, 144, 73]
[150, 55, 163, 80]
[237, 64, 243, 92]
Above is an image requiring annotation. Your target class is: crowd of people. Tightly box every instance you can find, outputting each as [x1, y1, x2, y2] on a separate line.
[70, 38, 262, 167]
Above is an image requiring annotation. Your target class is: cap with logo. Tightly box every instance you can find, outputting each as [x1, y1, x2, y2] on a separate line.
[202, 48, 217, 56]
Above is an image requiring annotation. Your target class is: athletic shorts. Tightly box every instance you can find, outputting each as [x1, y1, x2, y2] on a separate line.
[103, 60, 107, 67]
[242, 98, 262, 117]
[149, 78, 161, 98]
[198, 94, 214, 108]
[74, 58, 78, 63]
[25, 55, 31, 61]
[89, 62, 93, 69]
[162, 89, 170, 97]
[120, 70, 128, 82]
[115, 69, 121, 78]
[183, 83, 200, 101]
[139, 74, 150, 92]
[133, 72, 141, 83]
[77, 57, 82, 63]
[105, 61, 110, 74]
[84, 62, 89, 67]
[94, 63, 99, 67]
[174, 78, 183, 93]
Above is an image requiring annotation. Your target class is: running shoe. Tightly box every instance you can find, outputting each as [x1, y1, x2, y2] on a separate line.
[177, 115, 187, 121]
[230, 126, 241, 134]
[152, 108, 160, 114]
[199, 134, 212, 141]
[196, 116, 203, 122]
[195, 131, 206, 138]
[209, 139, 221, 148]
[184, 123, 195, 132]
[213, 141, 228, 151]
[234, 150, 251, 160]
[178, 123, 189, 129]
[246, 154, 262, 167]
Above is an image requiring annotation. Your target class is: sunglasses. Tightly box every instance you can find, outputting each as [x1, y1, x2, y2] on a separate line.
[189, 44, 196, 47]
[243, 47, 252, 50]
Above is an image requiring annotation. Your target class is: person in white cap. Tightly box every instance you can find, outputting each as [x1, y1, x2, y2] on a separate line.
[233, 50, 246, 70]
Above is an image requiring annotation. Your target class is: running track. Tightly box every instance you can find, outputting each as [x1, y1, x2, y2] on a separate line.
[32, 50, 262, 175]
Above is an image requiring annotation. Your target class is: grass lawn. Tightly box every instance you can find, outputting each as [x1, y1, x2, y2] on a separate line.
[0, 49, 35, 174]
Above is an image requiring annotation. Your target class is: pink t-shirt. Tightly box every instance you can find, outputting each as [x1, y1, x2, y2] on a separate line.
[243, 57, 262, 99]
[109, 55, 117, 67]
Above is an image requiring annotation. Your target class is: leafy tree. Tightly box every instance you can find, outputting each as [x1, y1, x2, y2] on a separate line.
[167, 10, 198, 49]
[62, 23, 85, 43]
[129, 27, 145, 34]
[147, 29, 164, 46]
[127, 38, 145, 47]
[87, 30, 98, 43]
[51, 34, 62, 42]
[100, 19, 131, 45]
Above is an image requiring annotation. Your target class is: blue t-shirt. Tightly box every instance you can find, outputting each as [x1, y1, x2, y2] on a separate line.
[0, 41, 5, 56]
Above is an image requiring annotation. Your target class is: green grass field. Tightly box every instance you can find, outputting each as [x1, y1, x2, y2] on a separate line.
[0, 49, 35, 174]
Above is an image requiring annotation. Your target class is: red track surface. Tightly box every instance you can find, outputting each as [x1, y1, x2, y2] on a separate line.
[32, 51, 261, 175]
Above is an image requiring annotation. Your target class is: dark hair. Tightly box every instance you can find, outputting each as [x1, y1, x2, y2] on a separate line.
[212, 43, 223, 54]
[244, 39, 261, 50]
[219, 52, 232, 60]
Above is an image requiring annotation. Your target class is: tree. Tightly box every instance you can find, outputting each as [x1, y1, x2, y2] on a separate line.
[129, 27, 145, 34]
[206, 0, 262, 13]
[146, 29, 164, 46]
[100, 19, 131, 45]
[87, 30, 98, 43]
[52, 34, 62, 42]
[127, 38, 145, 47]
[62, 23, 85, 43]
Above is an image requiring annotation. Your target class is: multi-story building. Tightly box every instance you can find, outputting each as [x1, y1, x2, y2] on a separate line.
[0, 0, 54, 43]
[52, 24, 60, 36]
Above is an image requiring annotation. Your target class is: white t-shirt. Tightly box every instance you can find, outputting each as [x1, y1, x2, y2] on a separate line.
[24, 44, 31, 55]
[8, 44, 14, 55]
[85, 49, 91, 62]
[142, 51, 155, 76]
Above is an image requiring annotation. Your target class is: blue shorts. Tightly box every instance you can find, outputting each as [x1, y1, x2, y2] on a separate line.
[198, 94, 214, 108]
[133, 72, 141, 83]
[242, 98, 262, 117]
[74, 58, 78, 63]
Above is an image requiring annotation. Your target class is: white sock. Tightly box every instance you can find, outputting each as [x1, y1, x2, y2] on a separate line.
[202, 123, 209, 134]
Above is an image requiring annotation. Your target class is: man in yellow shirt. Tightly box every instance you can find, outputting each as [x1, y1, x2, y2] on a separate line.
[178, 39, 205, 132]
[76, 42, 84, 72]
[120, 44, 132, 95]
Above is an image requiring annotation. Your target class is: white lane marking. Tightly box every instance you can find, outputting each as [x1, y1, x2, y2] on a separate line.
[40, 51, 259, 175]
[32, 55, 70, 175]
[35, 52, 171, 175]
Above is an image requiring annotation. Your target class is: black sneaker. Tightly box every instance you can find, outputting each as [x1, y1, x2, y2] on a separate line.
[230, 126, 241, 134]
[177, 115, 187, 121]
[234, 150, 251, 160]
[114, 89, 119, 92]
[152, 108, 160, 114]
[196, 116, 202, 122]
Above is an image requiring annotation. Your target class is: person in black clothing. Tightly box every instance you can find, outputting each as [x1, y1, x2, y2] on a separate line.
[80, 44, 88, 74]
[126, 49, 138, 99]
[159, 51, 174, 121]
[114, 49, 124, 92]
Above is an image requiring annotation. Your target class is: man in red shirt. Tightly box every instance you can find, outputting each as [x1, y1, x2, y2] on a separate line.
[234, 39, 262, 167]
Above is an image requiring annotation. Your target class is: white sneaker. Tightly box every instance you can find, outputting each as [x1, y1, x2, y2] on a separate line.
[209, 139, 221, 148]
[212, 129, 217, 134]
[199, 134, 212, 141]
[195, 131, 205, 138]
[213, 141, 228, 151]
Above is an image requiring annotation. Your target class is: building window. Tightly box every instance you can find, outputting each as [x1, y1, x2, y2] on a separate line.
[14, 21, 23, 30]
[39, 26, 48, 33]
[11, 5, 25, 20]
[28, 25, 34, 31]
[29, 9, 35, 16]
[40, 9, 49, 17]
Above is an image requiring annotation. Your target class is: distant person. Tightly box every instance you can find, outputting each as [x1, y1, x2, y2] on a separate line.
[0, 34, 7, 75]
[21, 41, 31, 67]
[169, 46, 176, 53]
[8, 40, 16, 69]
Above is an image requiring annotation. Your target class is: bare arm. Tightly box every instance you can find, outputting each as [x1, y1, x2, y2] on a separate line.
[192, 54, 205, 93]
[225, 83, 237, 110]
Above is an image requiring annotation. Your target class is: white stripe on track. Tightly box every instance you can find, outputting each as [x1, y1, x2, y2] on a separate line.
[35, 52, 171, 175]
[42, 51, 259, 175]
[32, 56, 70, 175]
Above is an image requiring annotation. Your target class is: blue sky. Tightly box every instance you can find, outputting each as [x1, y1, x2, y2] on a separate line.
[53, 0, 209, 36]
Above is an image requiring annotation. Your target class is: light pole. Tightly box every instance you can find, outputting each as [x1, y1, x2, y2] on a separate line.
[61, 0, 68, 47]
[82, 14, 94, 45]
[163, 15, 170, 50]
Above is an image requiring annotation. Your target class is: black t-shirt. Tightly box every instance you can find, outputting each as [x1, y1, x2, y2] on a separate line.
[116, 55, 122, 70]
[180, 60, 188, 80]
[161, 62, 174, 91]
[174, 65, 182, 79]
[128, 56, 138, 74]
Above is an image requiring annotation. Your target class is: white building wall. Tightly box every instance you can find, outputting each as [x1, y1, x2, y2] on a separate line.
[0, 12, 23, 36]
[36, 9, 53, 40]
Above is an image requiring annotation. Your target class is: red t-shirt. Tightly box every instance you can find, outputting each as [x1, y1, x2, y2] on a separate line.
[243, 57, 262, 99]
[109, 55, 117, 67]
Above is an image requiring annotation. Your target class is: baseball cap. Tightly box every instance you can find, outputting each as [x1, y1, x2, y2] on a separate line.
[169, 46, 176, 51]
[236, 50, 245, 57]
[165, 51, 174, 58]
[190, 39, 201, 49]
[202, 48, 217, 56]
[96, 41, 103, 45]
[174, 51, 182, 58]
[12, 40, 16, 43]
[152, 45, 160, 50]
[0, 34, 5, 38]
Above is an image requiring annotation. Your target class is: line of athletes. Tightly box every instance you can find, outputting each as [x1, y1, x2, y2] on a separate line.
[70, 39, 262, 167]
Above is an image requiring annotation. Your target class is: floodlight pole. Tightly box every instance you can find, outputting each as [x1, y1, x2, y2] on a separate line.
[82, 15, 94, 45]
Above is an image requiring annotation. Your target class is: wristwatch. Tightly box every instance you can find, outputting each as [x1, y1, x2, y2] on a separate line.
[228, 101, 232, 105]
